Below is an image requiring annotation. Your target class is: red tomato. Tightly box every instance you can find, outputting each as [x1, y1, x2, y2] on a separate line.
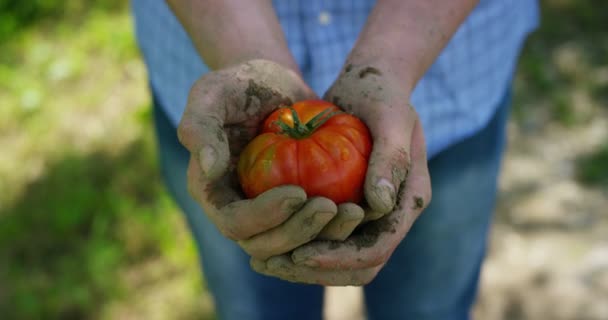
[237, 100, 372, 204]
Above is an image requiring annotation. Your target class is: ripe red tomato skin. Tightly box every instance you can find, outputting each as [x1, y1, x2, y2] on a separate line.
[237, 100, 372, 204]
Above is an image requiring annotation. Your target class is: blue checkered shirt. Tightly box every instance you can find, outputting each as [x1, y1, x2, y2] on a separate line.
[131, 0, 539, 158]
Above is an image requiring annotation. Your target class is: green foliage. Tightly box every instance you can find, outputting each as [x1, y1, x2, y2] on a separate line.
[0, 2, 208, 319]
[0, 0, 126, 42]
[576, 143, 608, 188]
[513, 0, 608, 126]
[0, 138, 178, 319]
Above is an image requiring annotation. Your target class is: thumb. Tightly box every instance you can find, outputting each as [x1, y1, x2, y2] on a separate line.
[178, 114, 230, 181]
[363, 112, 415, 215]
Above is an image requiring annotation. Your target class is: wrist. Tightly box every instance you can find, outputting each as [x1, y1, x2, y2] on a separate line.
[342, 55, 416, 95]
[219, 52, 300, 75]
[346, 0, 478, 93]
[168, 0, 301, 74]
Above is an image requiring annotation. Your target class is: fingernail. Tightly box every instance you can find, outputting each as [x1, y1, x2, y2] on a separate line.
[376, 179, 396, 209]
[199, 146, 216, 176]
[292, 247, 314, 265]
[266, 256, 291, 270]
[249, 259, 266, 272]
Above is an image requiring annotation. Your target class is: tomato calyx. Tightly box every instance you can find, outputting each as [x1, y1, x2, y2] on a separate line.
[274, 106, 342, 139]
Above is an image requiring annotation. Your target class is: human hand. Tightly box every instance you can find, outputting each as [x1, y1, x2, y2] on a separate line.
[251, 64, 432, 285]
[179, 59, 349, 260]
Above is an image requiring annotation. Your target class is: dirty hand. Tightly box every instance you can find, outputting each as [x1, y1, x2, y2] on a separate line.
[179, 59, 349, 260]
[251, 64, 432, 285]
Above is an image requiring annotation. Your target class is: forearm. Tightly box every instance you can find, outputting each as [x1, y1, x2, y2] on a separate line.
[347, 0, 478, 92]
[166, 0, 298, 71]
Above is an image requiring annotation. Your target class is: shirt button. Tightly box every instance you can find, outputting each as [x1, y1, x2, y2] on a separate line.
[318, 11, 332, 26]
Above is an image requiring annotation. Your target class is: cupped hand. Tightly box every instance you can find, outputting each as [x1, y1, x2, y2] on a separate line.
[251, 64, 432, 285]
[179, 59, 347, 260]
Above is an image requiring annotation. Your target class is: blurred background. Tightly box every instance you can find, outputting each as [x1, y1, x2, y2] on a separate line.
[0, 0, 606, 319]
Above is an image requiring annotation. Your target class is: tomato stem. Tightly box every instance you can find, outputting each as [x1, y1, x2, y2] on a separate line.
[274, 106, 342, 139]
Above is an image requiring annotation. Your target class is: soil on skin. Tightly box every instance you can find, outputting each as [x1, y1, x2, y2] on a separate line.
[350, 217, 397, 249]
[358, 67, 382, 79]
[325, 109, 608, 320]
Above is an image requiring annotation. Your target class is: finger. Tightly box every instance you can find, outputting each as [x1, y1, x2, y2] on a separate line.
[178, 79, 230, 181]
[188, 157, 309, 240]
[238, 197, 337, 260]
[187, 156, 242, 211]
[356, 199, 386, 223]
[361, 206, 385, 223]
[363, 106, 416, 215]
[178, 60, 321, 180]
[250, 255, 380, 286]
[292, 120, 431, 269]
[220, 185, 307, 240]
[317, 203, 364, 241]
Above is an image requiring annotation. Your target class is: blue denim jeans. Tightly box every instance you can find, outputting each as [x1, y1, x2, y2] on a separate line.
[153, 91, 511, 320]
